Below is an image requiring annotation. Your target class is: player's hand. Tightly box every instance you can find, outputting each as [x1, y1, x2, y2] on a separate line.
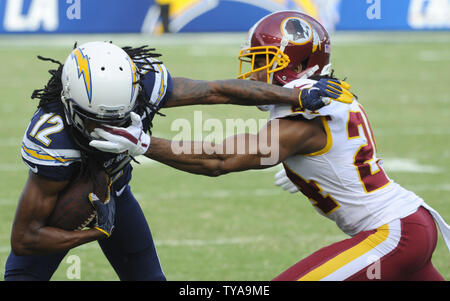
[89, 192, 115, 238]
[89, 112, 150, 157]
[299, 78, 354, 110]
[274, 169, 299, 193]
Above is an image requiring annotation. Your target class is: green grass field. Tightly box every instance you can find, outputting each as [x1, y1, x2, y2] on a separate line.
[0, 32, 449, 281]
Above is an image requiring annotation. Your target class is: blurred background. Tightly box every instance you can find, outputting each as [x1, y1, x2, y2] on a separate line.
[0, 0, 449, 281]
[1, 0, 449, 34]
[0, 0, 450, 35]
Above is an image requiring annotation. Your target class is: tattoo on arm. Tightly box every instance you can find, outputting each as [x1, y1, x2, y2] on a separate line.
[163, 77, 300, 108]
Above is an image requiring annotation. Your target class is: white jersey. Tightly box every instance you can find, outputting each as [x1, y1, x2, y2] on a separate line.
[269, 78, 425, 236]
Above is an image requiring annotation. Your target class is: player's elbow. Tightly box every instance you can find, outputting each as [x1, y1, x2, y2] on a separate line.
[202, 160, 229, 177]
[11, 234, 29, 256]
[11, 229, 37, 256]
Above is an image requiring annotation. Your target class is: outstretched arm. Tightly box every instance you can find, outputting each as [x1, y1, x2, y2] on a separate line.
[164, 77, 353, 110]
[165, 77, 301, 108]
[144, 117, 326, 176]
[146, 135, 267, 176]
[89, 113, 328, 175]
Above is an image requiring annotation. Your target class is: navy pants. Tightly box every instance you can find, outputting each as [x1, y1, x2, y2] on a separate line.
[4, 185, 165, 281]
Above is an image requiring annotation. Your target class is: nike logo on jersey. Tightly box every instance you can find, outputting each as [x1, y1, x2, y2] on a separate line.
[24, 161, 38, 173]
[116, 185, 127, 197]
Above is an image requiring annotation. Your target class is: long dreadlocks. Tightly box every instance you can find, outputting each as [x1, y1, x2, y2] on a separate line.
[30, 42, 165, 180]
[31, 56, 64, 109]
[122, 45, 166, 128]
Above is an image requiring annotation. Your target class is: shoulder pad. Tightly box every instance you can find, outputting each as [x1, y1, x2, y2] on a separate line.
[22, 108, 81, 167]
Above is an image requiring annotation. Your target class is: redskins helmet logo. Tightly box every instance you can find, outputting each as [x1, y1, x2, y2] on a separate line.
[280, 17, 313, 45]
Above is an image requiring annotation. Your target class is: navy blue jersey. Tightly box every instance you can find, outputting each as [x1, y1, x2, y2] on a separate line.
[21, 59, 173, 189]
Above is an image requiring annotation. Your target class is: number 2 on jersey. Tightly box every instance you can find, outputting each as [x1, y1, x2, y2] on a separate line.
[30, 113, 64, 146]
[283, 106, 390, 215]
[283, 164, 340, 215]
[347, 107, 390, 193]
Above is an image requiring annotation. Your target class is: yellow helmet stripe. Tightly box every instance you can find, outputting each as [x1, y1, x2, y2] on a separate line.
[128, 57, 138, 103]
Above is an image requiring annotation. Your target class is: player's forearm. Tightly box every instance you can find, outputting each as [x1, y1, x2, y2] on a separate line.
[12, 227, 104, 256]
[212, 79, 300, 106]
[165, 77, 300, 107]
[146, 137, 228, 176]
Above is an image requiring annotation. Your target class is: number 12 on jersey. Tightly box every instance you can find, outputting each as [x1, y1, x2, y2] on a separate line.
[29, 113, 64, 147]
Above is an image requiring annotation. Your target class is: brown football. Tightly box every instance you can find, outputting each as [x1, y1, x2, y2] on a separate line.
[47, 170, 109, 231]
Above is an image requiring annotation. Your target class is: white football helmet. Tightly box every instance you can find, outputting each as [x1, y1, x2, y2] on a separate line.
[61, 41, 140, 134]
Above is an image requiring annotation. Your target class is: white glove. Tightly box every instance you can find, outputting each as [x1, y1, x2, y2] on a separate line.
[89, 112, 151, 157]
[274, 169, 299, 193]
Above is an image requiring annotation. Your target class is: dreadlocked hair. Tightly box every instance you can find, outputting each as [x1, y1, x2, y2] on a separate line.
[310, 69, 357, 100]
[310, 69, 340, 81]
[31, 56, 64, 109]
[121, 45, 166, 126]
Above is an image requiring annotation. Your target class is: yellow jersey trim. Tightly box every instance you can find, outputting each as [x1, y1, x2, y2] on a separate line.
[305, 116, 332, 157]
[298, 224, 390, 281]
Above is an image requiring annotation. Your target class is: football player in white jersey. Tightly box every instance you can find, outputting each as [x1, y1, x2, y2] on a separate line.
[91, 11, 450, 281]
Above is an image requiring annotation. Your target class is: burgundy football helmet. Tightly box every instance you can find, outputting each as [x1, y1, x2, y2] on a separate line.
[238, 11, 331, 85]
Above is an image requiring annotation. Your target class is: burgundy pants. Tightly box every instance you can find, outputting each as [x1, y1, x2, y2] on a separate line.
[273, 207, 444, 281]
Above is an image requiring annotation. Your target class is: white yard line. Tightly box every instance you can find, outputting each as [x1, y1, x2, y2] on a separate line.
[0, 236, 267, 253]
[2, 156, 446, 175]
[0, 163, 27, 172]
[134, 156, 445, 174]
[155, 236, 266, 247]
[382, 157, 444, 173]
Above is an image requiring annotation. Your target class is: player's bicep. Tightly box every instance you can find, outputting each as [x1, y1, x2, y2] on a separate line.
[164, 77, 209, 107]
[225, 117, 325, 172]
[218, 134, 266, 172]
[13, 173, 69, 231]
[275, 116, 327, 157]
[220, 122, 289, 172]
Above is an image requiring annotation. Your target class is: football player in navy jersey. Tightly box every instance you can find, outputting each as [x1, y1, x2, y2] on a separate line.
[5, 41, 352, 281]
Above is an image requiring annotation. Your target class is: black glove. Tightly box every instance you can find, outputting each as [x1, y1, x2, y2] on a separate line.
[89, 192, 115, 238]
[299, 78, 354, 110]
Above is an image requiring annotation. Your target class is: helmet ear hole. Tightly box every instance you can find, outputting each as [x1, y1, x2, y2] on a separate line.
[301, 58, 309, 72]
[101, 67, 105, 71]
[119, 67, 123, 71]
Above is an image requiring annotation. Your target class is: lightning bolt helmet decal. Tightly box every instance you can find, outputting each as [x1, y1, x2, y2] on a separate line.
[71, 47, 93, 103]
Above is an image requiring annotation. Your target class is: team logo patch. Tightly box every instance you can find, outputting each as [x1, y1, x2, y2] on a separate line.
[280, 17, 313, 45]
[71, 47, 92, 103]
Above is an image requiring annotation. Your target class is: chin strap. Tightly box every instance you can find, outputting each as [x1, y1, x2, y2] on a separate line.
[320, 63, 332, 76]
[269, 35, 290, 84]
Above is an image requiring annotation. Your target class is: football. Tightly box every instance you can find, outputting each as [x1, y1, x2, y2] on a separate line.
[47, 170, 109, 231]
